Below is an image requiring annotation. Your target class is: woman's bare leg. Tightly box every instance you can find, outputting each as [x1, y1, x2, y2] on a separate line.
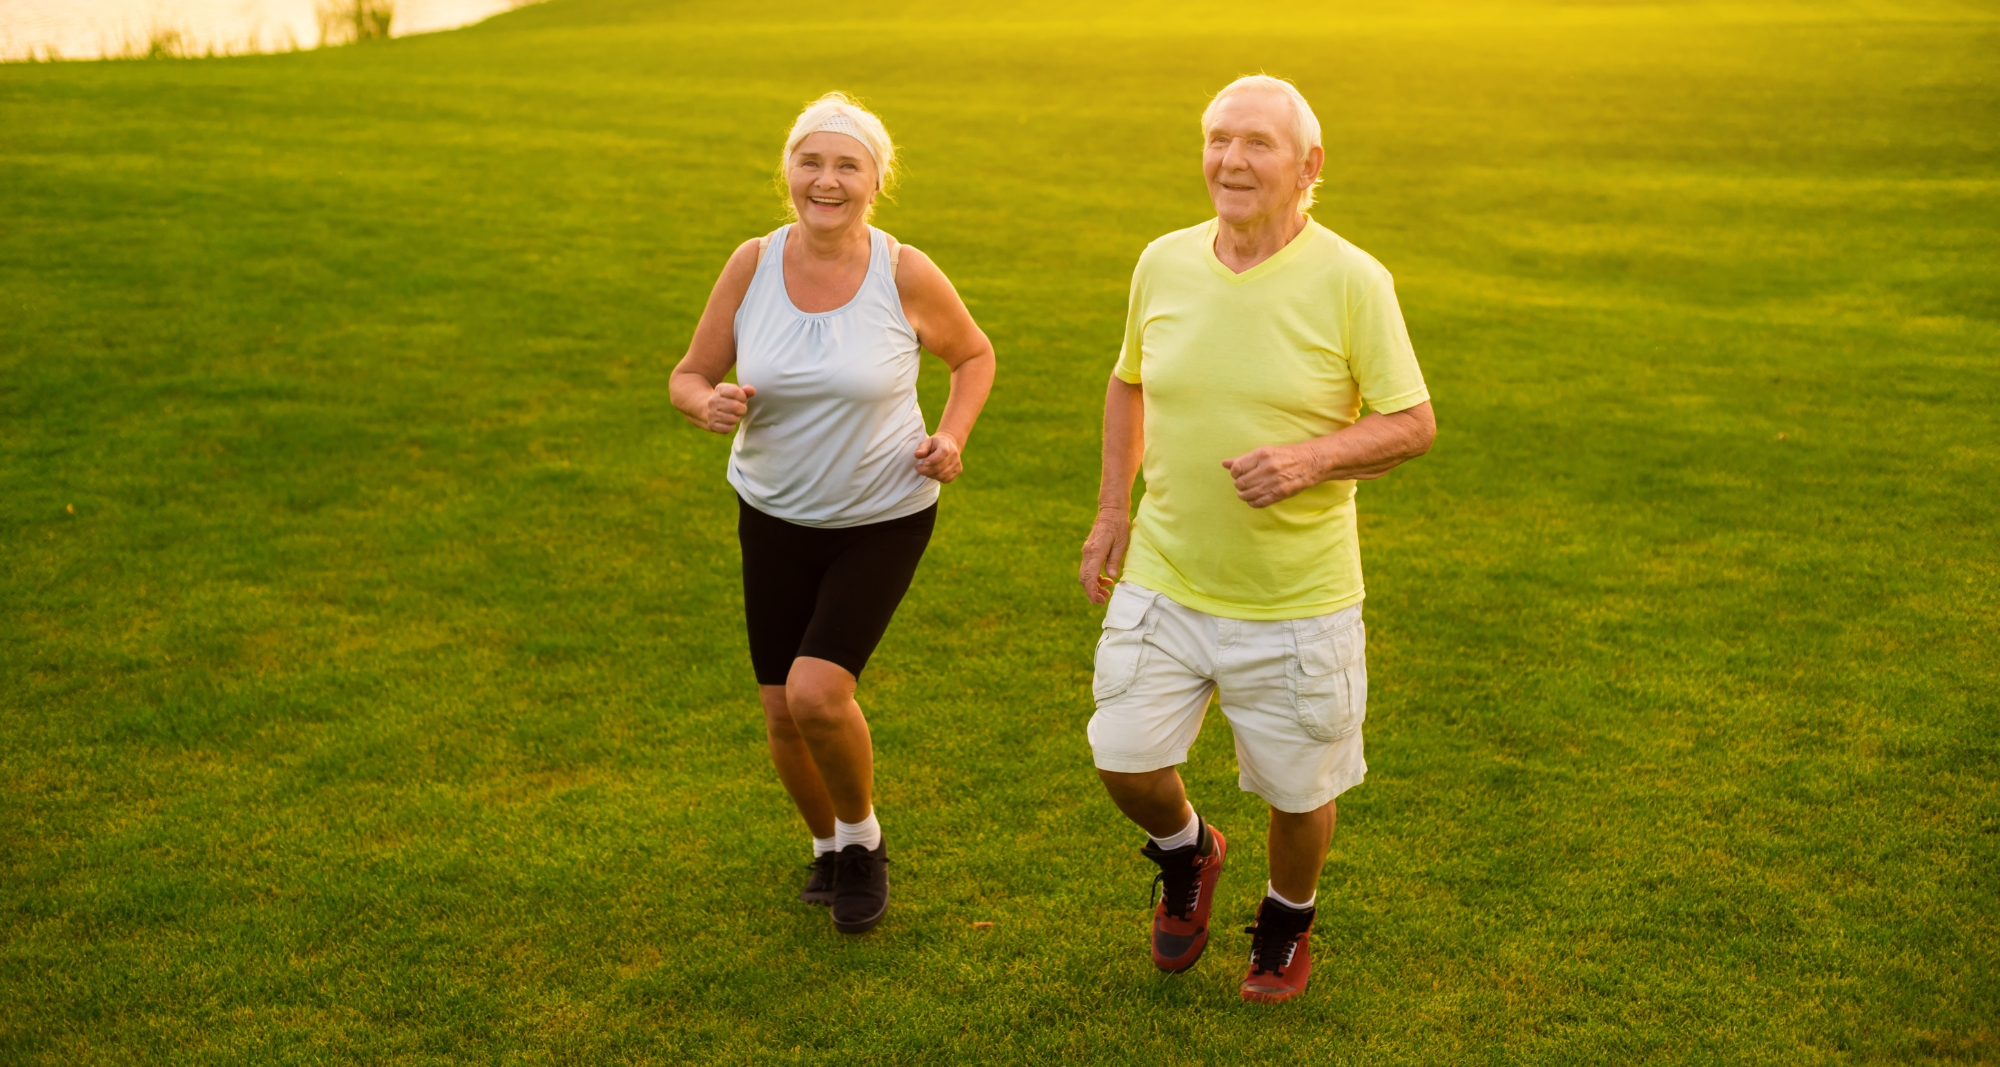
[759, 683, 837, 838]
[783, 656, 875, 823]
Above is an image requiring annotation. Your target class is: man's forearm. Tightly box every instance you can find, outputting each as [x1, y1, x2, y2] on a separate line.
[1305, 403, 1435, 483]
[1099, 376, 1146, 511]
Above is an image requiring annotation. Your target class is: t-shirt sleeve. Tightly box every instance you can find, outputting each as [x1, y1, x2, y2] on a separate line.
[1349, 273, 1429, 414]
[1111, 259, 1147, 384]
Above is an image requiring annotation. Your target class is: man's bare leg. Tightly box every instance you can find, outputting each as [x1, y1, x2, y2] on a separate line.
[1097, 767, 1195, 838]
[1267, 799, 1336, 903]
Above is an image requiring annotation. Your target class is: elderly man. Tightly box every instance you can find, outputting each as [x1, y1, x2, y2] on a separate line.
[1078, 74, 1435, 1003]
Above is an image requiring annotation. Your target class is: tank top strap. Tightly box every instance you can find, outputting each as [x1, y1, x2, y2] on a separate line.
[865, 226, 888, 282]
[757, 225, 787, 268]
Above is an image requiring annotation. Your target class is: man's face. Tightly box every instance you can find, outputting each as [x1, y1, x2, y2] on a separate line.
[1202, 91, 1321, 226]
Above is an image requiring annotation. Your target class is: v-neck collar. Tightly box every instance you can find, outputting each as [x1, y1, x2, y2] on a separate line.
[1204, 216, 1317, 284]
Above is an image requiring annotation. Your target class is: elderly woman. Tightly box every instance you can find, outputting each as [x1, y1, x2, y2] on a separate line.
[670, 93, 995, 934]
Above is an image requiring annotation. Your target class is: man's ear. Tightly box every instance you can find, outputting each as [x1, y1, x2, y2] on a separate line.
[1300, 145, 1326, 189]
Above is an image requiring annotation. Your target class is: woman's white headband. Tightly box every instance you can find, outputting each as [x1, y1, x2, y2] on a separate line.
[804, 113, 880, 170]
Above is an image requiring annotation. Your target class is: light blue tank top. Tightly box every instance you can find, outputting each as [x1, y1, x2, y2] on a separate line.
[727, 225, 939, 528]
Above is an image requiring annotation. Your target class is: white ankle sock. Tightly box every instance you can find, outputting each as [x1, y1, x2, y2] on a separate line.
[812, 834, 837, 857]
[1266, 882, 1316, 910]
[1148, 808, 1200, 851]
[834, 810, 882, 851]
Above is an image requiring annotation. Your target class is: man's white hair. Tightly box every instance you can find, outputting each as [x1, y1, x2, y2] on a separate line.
[1201, 74, 1324, 210]
[780, 92, 897, 218]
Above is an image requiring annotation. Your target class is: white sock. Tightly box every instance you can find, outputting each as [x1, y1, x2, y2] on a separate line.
[1148, 808, 1200, 851]
[834, 810, 882, 851]
[1266, 882, 1316, 910]
[812, 834, 837, 857]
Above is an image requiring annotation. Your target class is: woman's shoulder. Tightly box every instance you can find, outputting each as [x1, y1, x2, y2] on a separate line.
[709, 234, 774, 314]
[749, 224, 791, 259]
[878, 233, 942, 287]
[721, 236, 766, 279]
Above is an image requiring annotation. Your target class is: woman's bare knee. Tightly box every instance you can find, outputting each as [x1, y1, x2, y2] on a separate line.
[765, 707, 807, 743]
[759, 685, 804, 738]
[785, 658, 857, 731]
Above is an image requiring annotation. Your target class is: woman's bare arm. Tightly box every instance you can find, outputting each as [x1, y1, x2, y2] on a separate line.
[894, 245, 995, 482]
[670, 239, 763, 433]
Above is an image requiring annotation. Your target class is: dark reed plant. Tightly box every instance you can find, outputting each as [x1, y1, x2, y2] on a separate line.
[316, 0, 394, 46]
[118, 26, 189, 60]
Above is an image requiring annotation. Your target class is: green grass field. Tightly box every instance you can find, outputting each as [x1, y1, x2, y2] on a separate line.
[3, 0, 1997, 1062]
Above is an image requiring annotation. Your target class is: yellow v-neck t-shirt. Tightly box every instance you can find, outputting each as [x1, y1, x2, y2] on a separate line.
[1113, 217, 1430, 620]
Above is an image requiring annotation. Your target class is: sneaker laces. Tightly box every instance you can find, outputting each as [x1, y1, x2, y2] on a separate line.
[833, 847, 888, 886]
[1244, 906, 1312, 976]
[1143, 831, 1206, 921]
[1150, 862, 1202, 920]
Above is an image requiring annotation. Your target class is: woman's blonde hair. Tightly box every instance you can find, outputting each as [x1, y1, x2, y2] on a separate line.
[1201, 74, 1324, 210]
[778, 92, 897, 220]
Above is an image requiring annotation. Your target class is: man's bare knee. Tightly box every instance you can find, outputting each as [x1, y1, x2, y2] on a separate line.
[1269, 798, 1336, 825]
[1098, 766, 1180, 801]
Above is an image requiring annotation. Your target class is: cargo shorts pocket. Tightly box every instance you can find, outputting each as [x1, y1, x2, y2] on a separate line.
[1290, 614, 1366, 743]
[1092, 585, 1157, 705]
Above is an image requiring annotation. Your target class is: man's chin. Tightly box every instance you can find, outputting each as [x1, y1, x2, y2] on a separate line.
[1213, 205, 1267, 226]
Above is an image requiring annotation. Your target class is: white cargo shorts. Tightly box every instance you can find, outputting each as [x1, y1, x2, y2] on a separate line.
[1087, 582, 1367, 812]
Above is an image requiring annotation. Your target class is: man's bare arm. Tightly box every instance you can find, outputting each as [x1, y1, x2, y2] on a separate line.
[1221, 401, 1435, 509]
[1078, 376, 1145, 603]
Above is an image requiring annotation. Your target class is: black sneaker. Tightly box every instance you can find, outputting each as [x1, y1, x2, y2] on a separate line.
[799, 851, 837, 906]
[830, 840, 889, 934]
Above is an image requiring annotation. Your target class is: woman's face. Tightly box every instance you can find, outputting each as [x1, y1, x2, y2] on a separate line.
[787, 131, 877, 233]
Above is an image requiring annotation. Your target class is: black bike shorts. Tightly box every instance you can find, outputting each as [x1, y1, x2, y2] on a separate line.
[737, 494, 936, 686]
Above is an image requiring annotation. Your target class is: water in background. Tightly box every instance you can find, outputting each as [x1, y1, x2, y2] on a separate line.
[0, 0, 530, 60]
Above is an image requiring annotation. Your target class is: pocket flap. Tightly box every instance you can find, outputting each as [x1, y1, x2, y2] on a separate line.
[1298, 618, 1363, 676]
[1102, 586, 1152, 630]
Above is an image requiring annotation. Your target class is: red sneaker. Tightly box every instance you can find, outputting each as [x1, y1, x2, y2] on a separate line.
[1138, 820, 1227, 972]
[1240, 896, 1316, 1003]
